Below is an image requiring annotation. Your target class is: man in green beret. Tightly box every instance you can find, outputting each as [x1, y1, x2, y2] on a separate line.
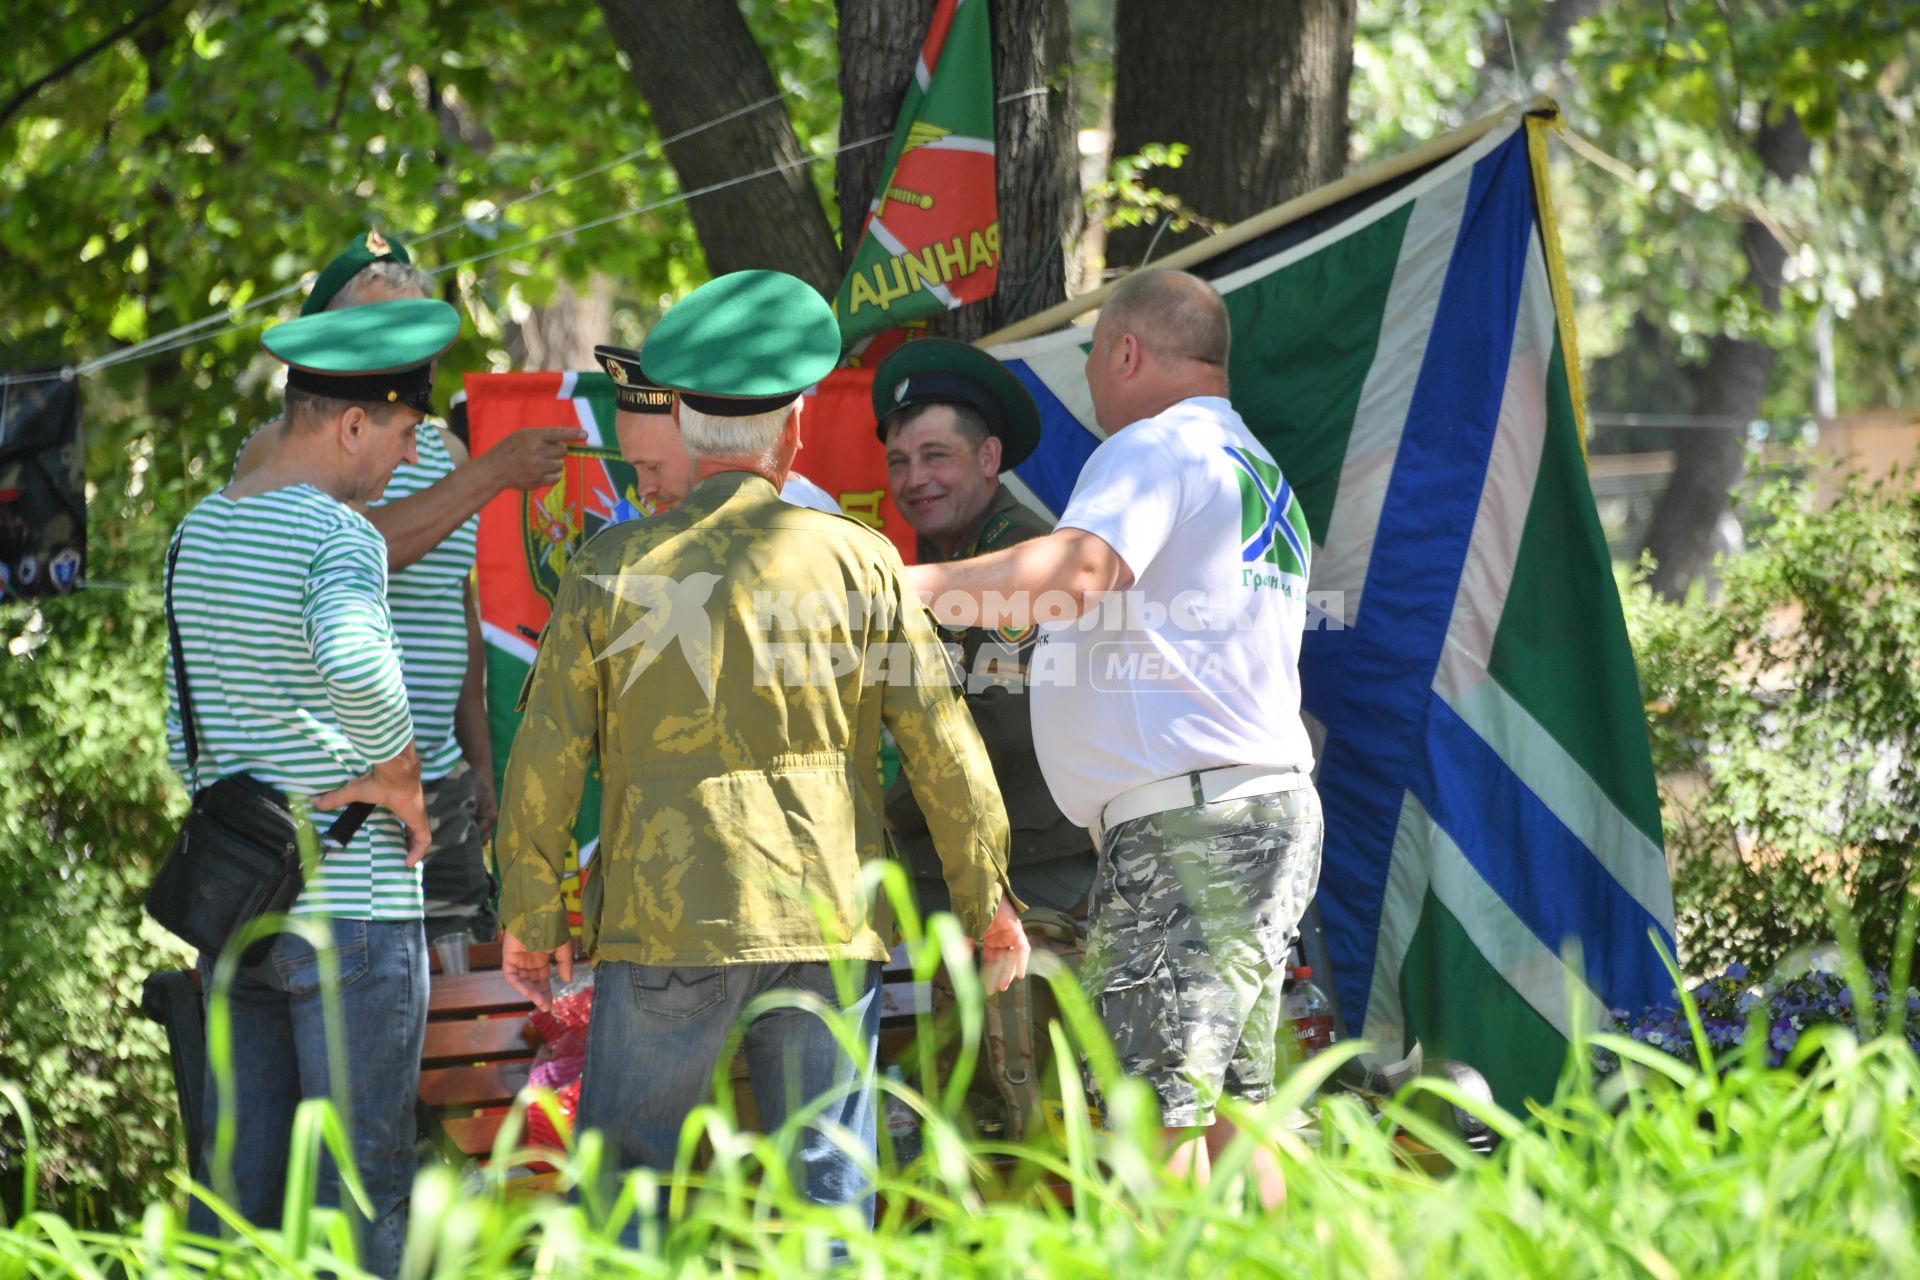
[495, 270, 1029, 1226]
[236, 232, 586, 948]
[170, 298, 459, 1278]
[872, 338, 1095, 1139]
[594, 342, 841, 515]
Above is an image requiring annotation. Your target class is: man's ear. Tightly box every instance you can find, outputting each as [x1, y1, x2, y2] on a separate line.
[786, 397, 805, 449]
[337, 406, 370, 455]
[978, 432, 1003, 478]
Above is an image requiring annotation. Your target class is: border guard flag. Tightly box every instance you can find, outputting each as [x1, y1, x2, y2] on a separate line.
[983, 103, 1675, 1107]
[834, 0, 1000, 353]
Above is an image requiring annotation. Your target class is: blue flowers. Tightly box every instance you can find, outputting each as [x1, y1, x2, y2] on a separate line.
[1596, 962, 1920, 1074]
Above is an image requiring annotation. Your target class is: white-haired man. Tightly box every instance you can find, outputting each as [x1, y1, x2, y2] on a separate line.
[495, 271, 1029, 1226]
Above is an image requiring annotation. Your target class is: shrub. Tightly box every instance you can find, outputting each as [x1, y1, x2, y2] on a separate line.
[1624, 467, 1920, 974]
[0, 516, 192, 1226]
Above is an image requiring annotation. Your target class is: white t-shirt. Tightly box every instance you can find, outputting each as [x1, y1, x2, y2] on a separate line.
[780, 471, 840, 514]
[1029, 396, 1316, 827]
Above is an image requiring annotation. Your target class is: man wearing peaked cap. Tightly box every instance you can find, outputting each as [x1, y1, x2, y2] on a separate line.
[497, 270, 1030, 1232]
[238, 233, 588, 955]
[171, 299, 456, 1277]
[595, 342, 840, 514]
[872, 337, 1092, 1140]
[301, 227, 412, 316]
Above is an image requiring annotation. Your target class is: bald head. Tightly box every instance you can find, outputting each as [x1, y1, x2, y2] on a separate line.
[1083, 270, 1232, 431]
[1101, 270, 1230, 369]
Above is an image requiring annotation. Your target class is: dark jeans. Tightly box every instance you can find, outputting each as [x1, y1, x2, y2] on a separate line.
[187, 918, 427, 1280]
[577, 959, 881, 1226]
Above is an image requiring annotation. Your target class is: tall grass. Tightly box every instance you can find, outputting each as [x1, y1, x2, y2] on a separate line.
[4, 890, 1918, 1277]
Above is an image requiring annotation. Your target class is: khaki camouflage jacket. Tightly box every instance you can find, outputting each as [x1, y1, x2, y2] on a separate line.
[496, 469, 1012, 965]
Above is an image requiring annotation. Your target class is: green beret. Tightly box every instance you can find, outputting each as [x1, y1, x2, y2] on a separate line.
[639, 270, 840, 416]
[872, 337, 1043, 468]
[264, 298, 459, 413]
[593, 344, 676, 415]
[302, 229, 413, 317]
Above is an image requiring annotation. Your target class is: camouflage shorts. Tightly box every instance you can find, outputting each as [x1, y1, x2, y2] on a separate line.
[419, 760, 497, 942]
[1082, 783, 1322, 1128]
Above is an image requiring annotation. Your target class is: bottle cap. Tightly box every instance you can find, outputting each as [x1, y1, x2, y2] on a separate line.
[1294, 966, 1313, 980]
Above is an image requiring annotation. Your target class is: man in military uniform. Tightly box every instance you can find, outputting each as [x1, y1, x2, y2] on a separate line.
[494, 271, 1029, 1225]
[592, 343, 842, 514]
[874, 338, 1093, 917]
[875, 340, 1095, 1139]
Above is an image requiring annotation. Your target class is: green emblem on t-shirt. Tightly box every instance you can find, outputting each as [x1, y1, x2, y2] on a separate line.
[1227, 446, 1308, 583]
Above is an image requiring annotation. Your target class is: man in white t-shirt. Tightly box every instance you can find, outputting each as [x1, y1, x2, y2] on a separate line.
[905, 270, 1321, 1206]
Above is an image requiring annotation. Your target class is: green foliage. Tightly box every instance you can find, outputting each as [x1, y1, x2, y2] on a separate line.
[1349, 0, 1920, 419]
[1624, 467, 1920, 973]
[0, 515, 192, 1226]
[2, 0, 841, 531]
[1085, 142, 1224, 242]
[4, 920, 1920, 1276]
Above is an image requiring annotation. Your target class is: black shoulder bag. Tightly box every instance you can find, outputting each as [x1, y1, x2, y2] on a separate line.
[144, 533, 374, 963]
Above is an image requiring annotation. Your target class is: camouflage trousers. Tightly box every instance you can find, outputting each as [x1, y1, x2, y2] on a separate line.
[1083, 782, 1323, 1128]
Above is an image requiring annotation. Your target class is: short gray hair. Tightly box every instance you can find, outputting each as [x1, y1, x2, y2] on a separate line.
[329, 260, 436, 309]
[678, 399, 798, 461]
[283, 386, 404, 432]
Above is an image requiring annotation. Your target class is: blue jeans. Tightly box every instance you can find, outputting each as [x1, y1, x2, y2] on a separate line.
[187, 918, 427, 1280]
[577, 959, 880, 1226]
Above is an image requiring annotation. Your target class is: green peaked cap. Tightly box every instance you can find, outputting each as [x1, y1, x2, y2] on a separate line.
[639, 270, 840, 416]
[871, 338, 1043, 469]
[302, 229, 413, 316]
[264, 298, 459, 413]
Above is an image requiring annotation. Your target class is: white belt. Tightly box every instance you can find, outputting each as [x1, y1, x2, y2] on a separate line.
[1095, 763, 1311, 845]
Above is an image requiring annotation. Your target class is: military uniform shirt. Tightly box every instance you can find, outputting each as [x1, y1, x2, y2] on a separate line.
[886, 483, 1087, 877]
[495, 469, 1013, 965]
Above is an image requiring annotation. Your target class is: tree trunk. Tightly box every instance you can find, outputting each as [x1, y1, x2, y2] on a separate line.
[836, 0, 1076, 339]
[503, 274, 618, 372]
[1106, 0, 1356, 270]
[595, 0, 840, 296]
[1639, 106, 1813, 599]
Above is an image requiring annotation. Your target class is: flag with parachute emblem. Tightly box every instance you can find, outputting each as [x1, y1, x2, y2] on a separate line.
[834, 0, 999, 353]
[983, 105, 1675, 1108]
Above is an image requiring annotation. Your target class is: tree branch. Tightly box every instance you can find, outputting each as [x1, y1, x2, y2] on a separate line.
[0, 0, 177, 133]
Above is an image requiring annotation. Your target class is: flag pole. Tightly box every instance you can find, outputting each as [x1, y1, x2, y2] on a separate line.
[979, 96, 1544, 348]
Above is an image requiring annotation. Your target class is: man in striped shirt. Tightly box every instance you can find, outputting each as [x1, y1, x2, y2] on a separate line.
[170, 299, 459, 1278]
[235, 233, 586, 944]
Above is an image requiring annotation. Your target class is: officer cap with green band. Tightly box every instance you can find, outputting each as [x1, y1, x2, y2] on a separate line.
[593, 344, 676, 415]
[264, 298, 460, 415]
[639, 270, 841, 416]
[302, 229, 413, 317]
[871, 336, 1043, 469]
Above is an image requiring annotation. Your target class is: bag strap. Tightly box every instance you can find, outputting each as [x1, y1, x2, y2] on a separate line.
[166, 529, 375, 849]
[164, 535, 199, 783]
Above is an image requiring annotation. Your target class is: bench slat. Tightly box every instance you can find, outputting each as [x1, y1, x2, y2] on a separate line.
[419, 1059, 533, 1110]
[422, 1015, 533, 1066]
[428, 970, 533, 1017]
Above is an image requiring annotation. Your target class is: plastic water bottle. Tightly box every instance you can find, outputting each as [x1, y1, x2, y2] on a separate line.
[882, 1066, 922, 1166]
[1283, 966, 1337, 1059]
